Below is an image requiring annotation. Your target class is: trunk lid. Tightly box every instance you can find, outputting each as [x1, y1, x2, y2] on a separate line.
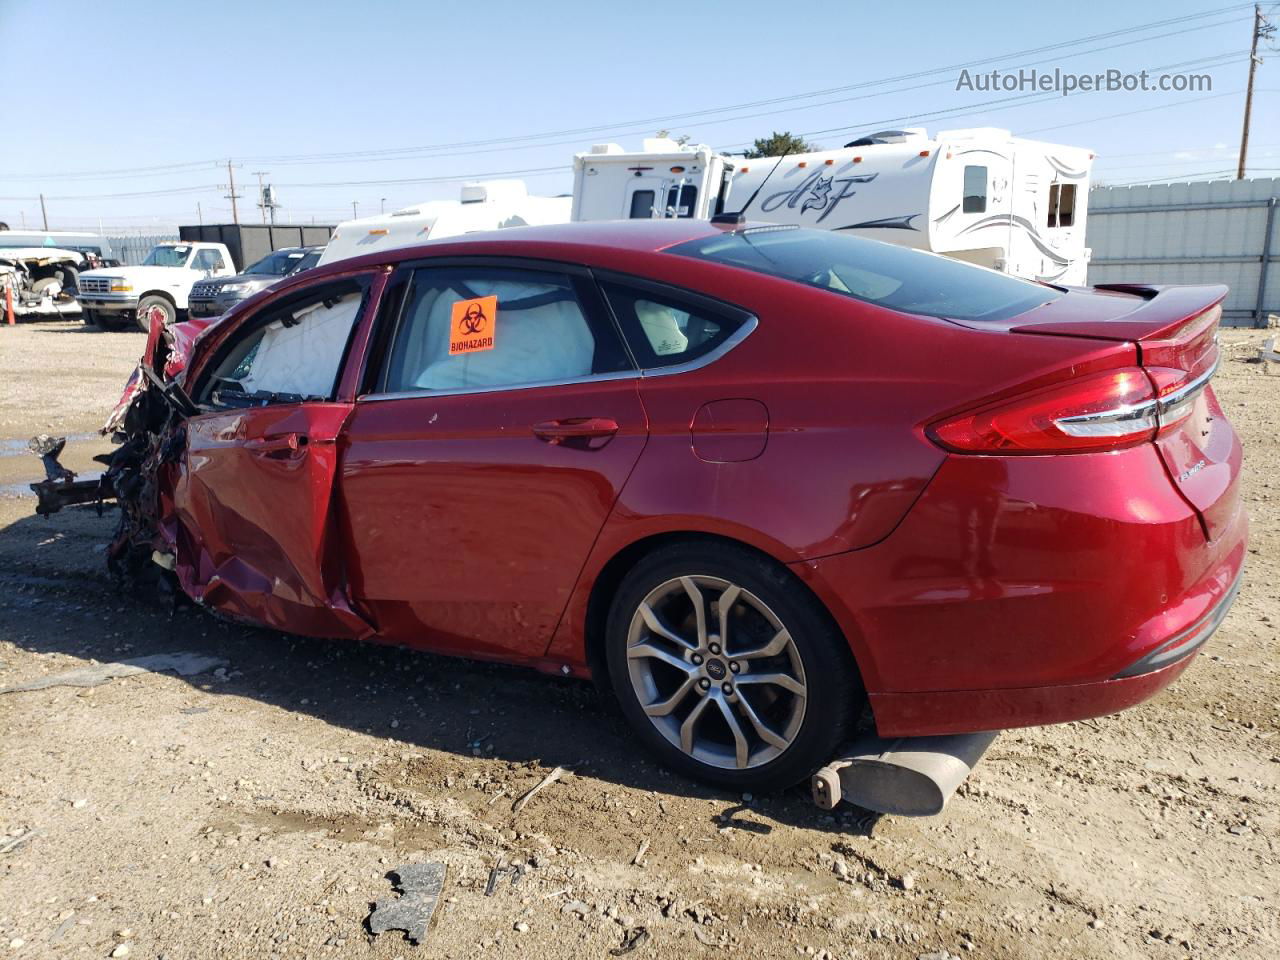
[1009, 283, 1237, 540]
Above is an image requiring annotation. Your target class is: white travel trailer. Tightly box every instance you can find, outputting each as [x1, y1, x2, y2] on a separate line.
[319, 180, 572, 266]
[572, 129, 1094, 284]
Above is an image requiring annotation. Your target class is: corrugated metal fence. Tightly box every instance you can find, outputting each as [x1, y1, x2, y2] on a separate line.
[1086, 177, 1279, 327]
[107, 233, 180, 266]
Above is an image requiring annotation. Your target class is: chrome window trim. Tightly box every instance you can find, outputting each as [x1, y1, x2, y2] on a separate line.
[640, 314, 759, 379]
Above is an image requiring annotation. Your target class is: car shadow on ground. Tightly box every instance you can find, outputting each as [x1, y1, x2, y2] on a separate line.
[0, 504, 881, 837]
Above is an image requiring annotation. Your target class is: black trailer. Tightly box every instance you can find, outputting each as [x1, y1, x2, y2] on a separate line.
[177, 223, 335, 272]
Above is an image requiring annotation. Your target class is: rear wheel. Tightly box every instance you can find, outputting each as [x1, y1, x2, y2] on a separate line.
[136, 295, 174, 334]
[605, 542, 859, 792]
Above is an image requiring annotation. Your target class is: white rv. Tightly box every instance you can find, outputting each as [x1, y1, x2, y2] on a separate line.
[572, 129, 1093, 284]
[319, 180, 572, 266]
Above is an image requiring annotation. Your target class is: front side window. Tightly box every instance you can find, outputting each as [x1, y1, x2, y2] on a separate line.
[142, 244, 191, 267]
[601, 281, 745, 368]
[629, 190, 656, 219]
[962, 165, 987, 214]
[380, 267, 632, 394]
[671, 228, 1061, 323]
[199, 279, 368, 406]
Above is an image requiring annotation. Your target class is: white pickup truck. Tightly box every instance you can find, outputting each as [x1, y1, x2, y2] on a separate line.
[76, 241, 236, 332]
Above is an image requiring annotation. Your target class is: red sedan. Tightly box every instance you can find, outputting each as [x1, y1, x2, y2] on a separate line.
[107, 219, 1245, 792]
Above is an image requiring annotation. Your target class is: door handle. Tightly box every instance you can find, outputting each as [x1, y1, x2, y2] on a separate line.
[531, 417, 620, 445]
[245, 433, 308, 457]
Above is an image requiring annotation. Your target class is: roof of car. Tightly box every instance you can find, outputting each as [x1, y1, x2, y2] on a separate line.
[306, 219, 727, 277]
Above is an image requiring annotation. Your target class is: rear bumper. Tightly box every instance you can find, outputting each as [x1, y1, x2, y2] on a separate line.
[867, 566, 1242, 735]
[790, 442, 1248, 737]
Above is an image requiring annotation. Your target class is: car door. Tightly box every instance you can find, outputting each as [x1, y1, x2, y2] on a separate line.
[168, 271, 382, 638]
[337, 261, 646, 662]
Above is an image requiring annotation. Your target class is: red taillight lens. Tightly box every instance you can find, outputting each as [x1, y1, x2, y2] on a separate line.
[929, 368, 1157, 454]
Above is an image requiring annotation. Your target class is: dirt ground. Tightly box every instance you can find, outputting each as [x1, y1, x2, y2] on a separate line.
[0, 320, 1276, 960]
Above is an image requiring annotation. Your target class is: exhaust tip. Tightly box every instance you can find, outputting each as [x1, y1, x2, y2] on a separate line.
[812, 731, 998, 818]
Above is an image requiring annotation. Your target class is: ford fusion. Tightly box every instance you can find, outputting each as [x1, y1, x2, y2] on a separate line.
[85, 220, 1245, 793]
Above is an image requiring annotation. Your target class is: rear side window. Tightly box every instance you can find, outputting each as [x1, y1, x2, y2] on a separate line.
[380, 267, 632, 393]
[601, 281, 746, 369]
[670, 228, 1061, 323]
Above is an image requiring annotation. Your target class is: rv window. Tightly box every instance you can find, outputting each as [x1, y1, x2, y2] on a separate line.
[962, 166, 987, 214]
[665, 184, 698, 218]
[379, 268, 632, 393]
[671, 228, 1063, 323]
[1057, 184, 1076, 227]
[600, 281, 745, 369]
[1047, 184, 1060, 227]
[629, 190, 656, 219]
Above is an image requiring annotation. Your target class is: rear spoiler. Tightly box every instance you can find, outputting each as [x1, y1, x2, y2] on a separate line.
[1010, 284, 1228, 342]
[1008, 284, 1228, 343]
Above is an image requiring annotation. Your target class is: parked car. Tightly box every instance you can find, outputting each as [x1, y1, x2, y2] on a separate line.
[70, 220, 1247, 793]
[188, 246, 324, 318]
[77, 241, 237, 332]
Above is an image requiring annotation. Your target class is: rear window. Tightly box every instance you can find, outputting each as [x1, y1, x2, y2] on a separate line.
[670, 228, 1062, 323]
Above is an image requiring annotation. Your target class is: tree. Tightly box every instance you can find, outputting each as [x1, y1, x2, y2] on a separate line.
[743, 131, 819, 158]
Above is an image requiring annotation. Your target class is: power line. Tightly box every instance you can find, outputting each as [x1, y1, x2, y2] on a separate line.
[1, 3, 1254, 182]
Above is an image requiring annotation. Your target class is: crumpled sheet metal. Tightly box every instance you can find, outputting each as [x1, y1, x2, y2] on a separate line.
[0, 652, 228, 694]
[368, 862, 446, 944]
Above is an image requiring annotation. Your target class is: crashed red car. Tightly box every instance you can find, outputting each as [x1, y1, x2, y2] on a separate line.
[68, 220, 1245, 793]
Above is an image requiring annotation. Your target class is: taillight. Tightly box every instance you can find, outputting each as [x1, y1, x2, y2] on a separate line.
[929, 368, 1158, 454]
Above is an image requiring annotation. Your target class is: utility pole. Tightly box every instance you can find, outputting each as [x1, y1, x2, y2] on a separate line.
[252, 171, 270, 224]
[352, 200, 359, 219]
[197, 201, 203, 225]
[39, 194, 48, 230]
[224, 160, 242, 224]
[1238, 4, 1275, 179]
[380, 197, 387, 214]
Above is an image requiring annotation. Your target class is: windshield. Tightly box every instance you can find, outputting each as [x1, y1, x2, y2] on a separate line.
[291, 251, 321, 273]
[142, 245, 192, 267]
[245, 249, 311, 277]
[670, 228, 1062, 323]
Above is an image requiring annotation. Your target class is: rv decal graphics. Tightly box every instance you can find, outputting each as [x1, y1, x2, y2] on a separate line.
[834, 215, 922, 232]
[757, 171, 878, 224]
[958, 214, 1071, 266]
[1047, 155, 1089, 179]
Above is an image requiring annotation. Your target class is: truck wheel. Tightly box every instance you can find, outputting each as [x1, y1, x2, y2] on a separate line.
[136, 295, 174, 334]
[82, 309, 98, 327]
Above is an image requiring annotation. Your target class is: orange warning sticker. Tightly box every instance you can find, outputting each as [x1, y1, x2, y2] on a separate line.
[449, 296, 497, 355]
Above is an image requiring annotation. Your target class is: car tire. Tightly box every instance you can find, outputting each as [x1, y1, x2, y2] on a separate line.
[604, 541, 860, 792]
[136, 295, 174, 334]
[82, 309, 97, 327]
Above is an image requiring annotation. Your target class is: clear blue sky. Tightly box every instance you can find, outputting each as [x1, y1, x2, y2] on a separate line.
[1, 0, 1276, 232]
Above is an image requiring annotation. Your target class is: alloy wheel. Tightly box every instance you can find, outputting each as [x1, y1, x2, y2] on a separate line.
[624, 575, 807, 770]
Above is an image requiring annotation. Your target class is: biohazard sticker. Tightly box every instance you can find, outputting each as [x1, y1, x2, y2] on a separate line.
[449, 296, 497, 355]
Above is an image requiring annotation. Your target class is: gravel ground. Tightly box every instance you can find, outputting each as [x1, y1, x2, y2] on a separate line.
[0, 320, 1276, 960]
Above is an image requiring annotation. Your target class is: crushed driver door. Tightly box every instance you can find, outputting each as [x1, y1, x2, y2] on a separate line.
[167, 273, 381, 638]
